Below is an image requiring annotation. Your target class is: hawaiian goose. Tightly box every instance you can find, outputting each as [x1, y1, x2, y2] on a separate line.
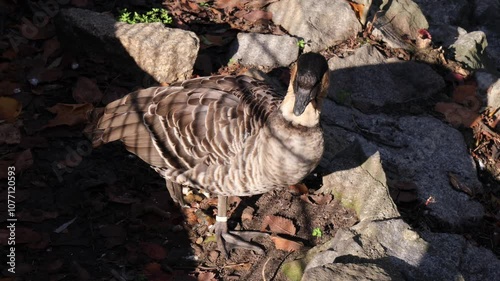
[93, 52, 330, 255]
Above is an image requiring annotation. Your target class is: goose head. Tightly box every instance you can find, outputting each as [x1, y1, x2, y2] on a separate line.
[280, 52, 329, 127]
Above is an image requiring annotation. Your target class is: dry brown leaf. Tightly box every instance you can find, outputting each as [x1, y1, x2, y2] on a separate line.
[18, 209, 59, 223]
[214, 0, 244, 10]
[271, 236, 302, 252]
[448, 172, 474, 196]
[0, 96, 22, 122]
[143, 262, 171, 281]
[141, 242, 167, 260]
[105, 185, 140, 204]
[20, 18, 55, 40]
[0, 124, 21, 144]
[73, 77, 103, 104]
[198, 271, 217, 281]
[12, 227, 42, 244]
[42, 37, 60, 61]
[288, 183, 309, 195]
[452, 85, 481, 111]
[260, 215, 296, 235]
[71, 261, 91, 281]
[45, 259, 64, 273]
[15, 149, 33, 173]
[435, 102, 480, 127]
[39, 68, 63, 82]
[241, 206, 255, 221]
[242, 10, 272, 22]
[44, 103, 94, 129]
[182, 207, 202, 225]
[26, 232, 50, 249]
[348, 1, 365, 19]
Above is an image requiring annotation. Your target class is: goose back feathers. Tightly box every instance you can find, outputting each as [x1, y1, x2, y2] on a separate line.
[93, 53, 329, 197]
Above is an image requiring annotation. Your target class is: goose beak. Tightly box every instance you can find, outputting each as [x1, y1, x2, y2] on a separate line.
[293, 88, 312, 116]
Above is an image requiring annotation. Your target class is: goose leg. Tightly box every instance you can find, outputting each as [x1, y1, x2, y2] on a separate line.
[215, 195, 267, 257]
[166, 180, 187, 207]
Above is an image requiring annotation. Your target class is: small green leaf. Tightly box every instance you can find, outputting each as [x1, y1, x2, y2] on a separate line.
[312, 227, 322, 237]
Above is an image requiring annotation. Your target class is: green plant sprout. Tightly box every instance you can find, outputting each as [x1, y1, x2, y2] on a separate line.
[297, 39, 306, 49]
[312, 227, 322, 237]
[118, 8, 172, 24]
[198, 2, 210, 7]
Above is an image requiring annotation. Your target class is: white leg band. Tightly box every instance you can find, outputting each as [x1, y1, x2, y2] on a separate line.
[216, 216, 228, 222]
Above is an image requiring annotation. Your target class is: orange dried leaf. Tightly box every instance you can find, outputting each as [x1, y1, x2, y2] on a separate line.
[261, 215, 296, 235]
[243, 10, 272, 22]
[348, 1, 364, 19]
[452, 85, 481, 111]
[0, 96, 22, 122]
[73, 77, 103, 104]
[435, 102, 480, 128]
[198, 271, 217, 281]
[44, 103, 94, 128]
[271, 236, 302, 252]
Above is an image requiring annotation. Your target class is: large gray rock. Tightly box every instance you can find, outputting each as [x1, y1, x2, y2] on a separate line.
[371, 0, 428, 49]
[474, 0, 500, 33]
[228, 33, 298, 68]
[412, 0, 470, 26]
[56, 8, 199, 84]
[303, 219, 500, 281]
[449, 31, 490, 70]
[302, 262, 404, 281]
[320, 100, 483, 227]
[268, 0, 361, 52]
[328, 45, 445, 109]
[473, 0, 500, 70]
[487, 79, 500, 110]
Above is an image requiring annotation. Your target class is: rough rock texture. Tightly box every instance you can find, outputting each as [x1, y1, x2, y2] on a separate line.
[474, 0, 500, 33]
[320, 100, 484, 227]
[487, 79, 500, 111]
[267, 0, 361, 52]
[371, 0, 428, 49]
[450, 31, 489, 70]
[56, 8, 199, 83]
[474, 0, 500, 70]
[301, 103, 499, 280]
[412, 0, 470, 26]
[428, 24, 463, 47]
[228, 33, 298, 68]
[302, 262, 404, 281]
[328, 45, 445, 109]
[302, 219, 500, 281]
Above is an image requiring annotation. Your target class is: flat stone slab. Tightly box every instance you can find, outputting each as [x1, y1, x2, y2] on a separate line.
[268, 0, 361, 52]
[56, 8, 199, 84]
[228, 33, 298, 68]
[372, 0, 428, 49]
[328, 45, 445, 109]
